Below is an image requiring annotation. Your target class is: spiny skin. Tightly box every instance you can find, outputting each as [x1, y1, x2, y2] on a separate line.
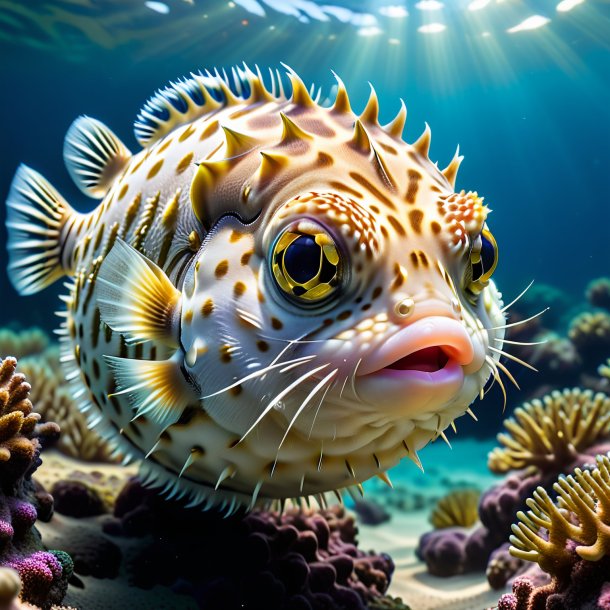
[5, 67, 506, 511]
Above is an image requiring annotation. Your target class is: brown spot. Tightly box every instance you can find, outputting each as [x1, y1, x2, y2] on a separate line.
[229, 230, 245, 243]
[317, 152, 334, 166]
[271, 317, 283, 330]
[380, 225, 389, 239]
[372, 286, 383, 299]
[405, 169, 421, 203]
[220, 345, 232, 363]
[410, 251, 419, 268]
[230, 385, 243, 397]
[361, 303, 372, 311]
[200, 120, 219, 141]
[118, 184, 129, 200]
[176, 152, 194, 174]
[215, 260, 229, 278]
[430, 184, 442, 193]
[370, 204, 380, 214]
[179, 124, 196, 142]
[337, 310, 351, 321]
[256, 340, 270, 352]
[387, 215, 406, 236]
[241, 251, 253, 266]
[157, 138, 173, 154]
[147, 159, 164, 180]
[257, 289, 266, 303]
[233, 281, 247, 297]
[408, 209, 424, 234]
[184, 309, 194, 324]
[201, 298, 214, 316]
[430, 221, 441, 234]
[379, 142, 398, 155]
[92, 359, 100, 380]
[329, 181, 363, 200]
[349, 172, 396, 210]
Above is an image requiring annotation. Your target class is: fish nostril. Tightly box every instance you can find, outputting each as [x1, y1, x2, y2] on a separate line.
[395, 297, 415, 318]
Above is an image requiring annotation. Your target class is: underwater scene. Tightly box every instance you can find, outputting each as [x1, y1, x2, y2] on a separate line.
[0, 0, 609, 608]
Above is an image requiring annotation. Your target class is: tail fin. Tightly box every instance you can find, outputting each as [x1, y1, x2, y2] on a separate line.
[5, 164, 76, 295]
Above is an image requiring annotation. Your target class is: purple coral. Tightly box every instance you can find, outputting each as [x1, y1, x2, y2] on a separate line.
[104, 479, 395, 610]
[0, 357, 71, 608]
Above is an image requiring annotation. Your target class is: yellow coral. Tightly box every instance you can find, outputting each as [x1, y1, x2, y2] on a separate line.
[510, 454, 610, 575]
[488, 388, 610, 474]
[569, 311, 610, 351]
[429, 489, 481, 529]
[2, 329, 117, 463]
[600, 359, 610, 382]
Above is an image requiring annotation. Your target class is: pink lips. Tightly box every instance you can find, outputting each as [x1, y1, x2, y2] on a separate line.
[358, 317, 474, 379]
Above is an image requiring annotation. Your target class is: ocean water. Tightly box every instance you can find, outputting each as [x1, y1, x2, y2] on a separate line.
[0, 2, 609, 608]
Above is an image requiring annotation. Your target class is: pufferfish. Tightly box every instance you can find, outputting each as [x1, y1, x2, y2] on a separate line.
[5, 66, 507, 512]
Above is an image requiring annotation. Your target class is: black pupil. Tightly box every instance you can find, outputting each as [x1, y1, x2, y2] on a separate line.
[284, 235, 320, 284]
[480, 235, 496, 275]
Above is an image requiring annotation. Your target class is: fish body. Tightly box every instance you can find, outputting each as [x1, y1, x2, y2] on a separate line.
[5, 67, 506, 510]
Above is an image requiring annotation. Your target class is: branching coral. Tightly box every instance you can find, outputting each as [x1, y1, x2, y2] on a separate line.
[488, 388, 610, 474]
[0, 357, 72, 609]
[429, 489, 480, 529]
[0, 358, 59, 485]
[8, 331, 117, 464]
[497, 455, 610, 609]
[510, 454, 610, 573]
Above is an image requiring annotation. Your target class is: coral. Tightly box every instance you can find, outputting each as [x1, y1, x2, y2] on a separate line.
[486, 543, 524, 590]
[0, 567, 20, 606]
[352, 500, 391, 526]
[50, 481, 106, 518]
[499, 455, 610, 609]
[0, 357, 71, 610]
[102, 479, 396, 610]
[0, 330, 49, 361]
[429, 489, 480, 529]
[17, 349, 116, 464]
[601, 359, 610, 382]
[568, 311, 610, 364]
[488, 388, 610, 474]
[0, 358, 59, 488]
[587, 277, 610, 312]
[368, 596, 411, 609]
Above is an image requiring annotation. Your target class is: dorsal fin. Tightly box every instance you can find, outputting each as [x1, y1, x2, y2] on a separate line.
[63, 116, 132, 198]
[134, 67, 286, 148]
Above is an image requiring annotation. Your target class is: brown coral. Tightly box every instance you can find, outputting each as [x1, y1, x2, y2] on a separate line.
[587, 277, 610, 312]
[568, 311, 610, 362]
[0, 357, 59, 479]
[509, 454, 610, 574]
[488, 388, 610, 474]
[429, 489, 481, 529]
[11, 334, 117, 464]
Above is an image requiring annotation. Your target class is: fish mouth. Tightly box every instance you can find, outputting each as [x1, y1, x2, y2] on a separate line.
[354, 317, 475, 412]
[358, 316, 474, 379]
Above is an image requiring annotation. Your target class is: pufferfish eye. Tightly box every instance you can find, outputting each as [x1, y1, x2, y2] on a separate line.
[271, 220, 343, 306]
[469, 228, 498, 286]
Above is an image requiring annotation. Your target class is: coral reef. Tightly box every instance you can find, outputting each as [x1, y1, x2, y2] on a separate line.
[0, 328, 115, 464]
[498, 455, 610, 609]
[0, 357, 71, 609]
[429, 489, 480, 529]
[587, 277, 610, 312]
[488, 388, 610, 474]
[417, 383, 610, 587]
[568, 311, 610, 366]
[99, 479, 397, 610]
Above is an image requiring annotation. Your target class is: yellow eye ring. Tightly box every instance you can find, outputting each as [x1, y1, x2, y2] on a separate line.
[469, 228, 498, 290]
[271, 222, 342, 306]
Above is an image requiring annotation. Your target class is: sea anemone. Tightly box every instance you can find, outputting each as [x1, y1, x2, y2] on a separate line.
[429, 489, 480, 529]
[487, 388, 610, 474]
